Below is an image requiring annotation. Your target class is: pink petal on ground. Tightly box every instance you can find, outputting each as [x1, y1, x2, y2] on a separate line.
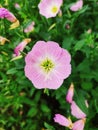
[71, 101, 86, 119]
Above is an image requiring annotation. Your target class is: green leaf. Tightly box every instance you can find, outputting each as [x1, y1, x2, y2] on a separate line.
[44, 122, 55, 130]
[6, 68, 17, 74]
[27, 107, 38, 117]
[74, 39, 85, 51]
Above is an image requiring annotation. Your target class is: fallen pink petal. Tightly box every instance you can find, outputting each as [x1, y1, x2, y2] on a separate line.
[38, 0, 63, 18]
[71, 101, 86, 119]
[66, 83, 74, 103]
[24, 41, 71, 89]
[70, 0, 83, 12]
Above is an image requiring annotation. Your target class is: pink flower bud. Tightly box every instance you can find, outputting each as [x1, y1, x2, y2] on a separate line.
[66, 83, 74, 103]
[14, 38, 31, 56]
[24, 22, 35, 33]
[0, 7, 20, 29]
[14, 3, 21, 9]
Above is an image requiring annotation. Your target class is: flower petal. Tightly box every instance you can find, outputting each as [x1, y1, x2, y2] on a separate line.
[73, 118, 86, 130]
[70, 0, 83, 12]
[71, 101, 86, 119]
[54, 114, 72, 127]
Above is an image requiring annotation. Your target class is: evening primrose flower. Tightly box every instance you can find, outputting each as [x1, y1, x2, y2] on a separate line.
[14, 38, 31, 56]
[38, 0, 63, 18]
[70, 0, 83, 12]
[54, 114, 86, 130]
[24, 21, 35, 33]
[66, 83, 74, 103]
[25, 41, 71, 89]
[0, 36, 10, 45]
[0, 7, 19, 29]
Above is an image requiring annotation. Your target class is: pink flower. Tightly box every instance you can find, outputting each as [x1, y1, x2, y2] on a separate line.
[38, 0, 63, 18]
[0, 7, 19, 29]
[14, 3, 21, 9]
[70, 0, 83, 12]
[25, 41, 71, 89]
[14, 38, 31, 56]
[24, 22, 35, 33]
[73, 118, 86, 130]
[0, 7, 16, 22]
[54, 114, 73, 128]
[66, 83, 74, 103]
[71, 101, 86, 119]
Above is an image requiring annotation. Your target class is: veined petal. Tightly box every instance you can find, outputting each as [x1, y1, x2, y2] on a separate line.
[54, 114, 73, 128]
[71, 101, 86, 119]
[72, 118, 86, 130]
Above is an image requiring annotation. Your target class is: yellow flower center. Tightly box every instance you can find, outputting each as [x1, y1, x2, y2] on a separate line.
[40, 58, 55, 73]
[51, 6, 58, 13]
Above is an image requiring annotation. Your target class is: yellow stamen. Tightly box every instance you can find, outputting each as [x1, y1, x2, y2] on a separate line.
[40, 58, 55, 73]
[51, 6, 58, 13]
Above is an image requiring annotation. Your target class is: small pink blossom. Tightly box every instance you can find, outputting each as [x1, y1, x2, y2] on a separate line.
[54, 114, 73, 128]
[70, 0, 83, 12]
[0, 7, 17, 22]
[0, 7, 19, 29]
[71, 101, 86, 119]
[14, 3, 21, 9]
[66, 83, 74, 103]
[24, 22, 35, 33]
[14, 38, 31, 56]
[73, 118, 86, 130]
[25, 41, 71, 89]
[38, 0, 63, 18]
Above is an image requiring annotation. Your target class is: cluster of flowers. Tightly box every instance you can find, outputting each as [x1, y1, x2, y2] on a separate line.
[54, 83, 88, 130]
[0, 0, 83, 44]
[0, 0, 87, 129]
